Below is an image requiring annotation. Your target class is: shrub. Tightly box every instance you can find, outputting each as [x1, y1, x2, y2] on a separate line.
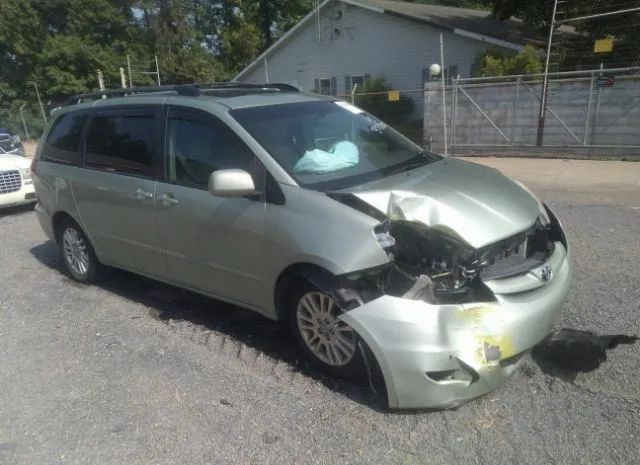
[473, 45, 542, 77]
[354, 77, 414, 124]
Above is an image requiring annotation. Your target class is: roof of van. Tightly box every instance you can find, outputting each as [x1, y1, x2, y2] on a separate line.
[53, 88, 335, 113]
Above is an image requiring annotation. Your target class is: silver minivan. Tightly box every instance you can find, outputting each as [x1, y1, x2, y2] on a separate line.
[33, 84, 572, 409]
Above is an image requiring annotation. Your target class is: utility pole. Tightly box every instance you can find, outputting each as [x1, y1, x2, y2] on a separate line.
[19, 104, 30, 140]
[32, 82, 47, 126]
[536, 0, 558, 146]
[127, 54, 133, 88]
[440, 33, 448, 156]
[154, 54, 161, 85]
[119, 67, 127, 89]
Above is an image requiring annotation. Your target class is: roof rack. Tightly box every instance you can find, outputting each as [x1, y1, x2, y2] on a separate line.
[62, 82, 299, 106]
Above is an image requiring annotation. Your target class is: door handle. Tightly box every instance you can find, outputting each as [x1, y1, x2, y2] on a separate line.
[160, 193, 179, 206]
[134, 188, 154, 200]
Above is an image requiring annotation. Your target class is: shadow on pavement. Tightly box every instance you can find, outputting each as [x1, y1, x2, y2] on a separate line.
[29, 240, 389, 412]
[0, 203, 36, 218]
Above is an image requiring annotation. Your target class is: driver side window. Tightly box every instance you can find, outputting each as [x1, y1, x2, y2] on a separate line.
[166, 109, 254, 188]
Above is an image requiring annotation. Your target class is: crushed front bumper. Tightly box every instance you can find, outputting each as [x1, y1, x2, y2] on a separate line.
[339, 242, 572, 409]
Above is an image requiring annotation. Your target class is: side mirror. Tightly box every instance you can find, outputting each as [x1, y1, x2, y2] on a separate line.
[208, 169, 258, 198]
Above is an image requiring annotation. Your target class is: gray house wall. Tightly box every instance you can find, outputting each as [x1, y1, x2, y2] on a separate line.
[237, 2, 511, 118]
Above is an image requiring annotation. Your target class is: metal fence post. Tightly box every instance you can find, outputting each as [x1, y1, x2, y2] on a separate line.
[19, 104, 30, 140]
[512, 76, 521, 144]
[439, 33, 448, 156]
[583, 71, 595, 145]
[450, 77, 457, 152]
[593, 67, 603, 145]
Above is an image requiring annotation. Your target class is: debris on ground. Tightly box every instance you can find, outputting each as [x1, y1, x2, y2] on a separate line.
[532, 328, 638, 372]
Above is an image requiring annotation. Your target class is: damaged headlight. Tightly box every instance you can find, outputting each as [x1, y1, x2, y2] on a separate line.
[373, 221, 395, 250]
[377, 220, 493, 304]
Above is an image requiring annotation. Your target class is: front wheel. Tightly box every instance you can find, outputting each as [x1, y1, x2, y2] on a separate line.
[288, 281, 367, 380]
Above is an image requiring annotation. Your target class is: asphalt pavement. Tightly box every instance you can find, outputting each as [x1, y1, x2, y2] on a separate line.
[1, 163, 639, 465]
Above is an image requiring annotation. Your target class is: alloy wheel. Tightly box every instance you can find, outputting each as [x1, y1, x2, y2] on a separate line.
[62, 227, 90, 276]
[296, 291, 357, 367]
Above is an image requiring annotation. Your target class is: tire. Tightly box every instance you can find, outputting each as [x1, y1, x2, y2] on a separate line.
[55, 218, 102, 284]
[288, 280, 368, 380]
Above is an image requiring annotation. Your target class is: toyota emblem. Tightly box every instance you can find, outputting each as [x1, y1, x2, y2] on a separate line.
[540, 265, 553, 282]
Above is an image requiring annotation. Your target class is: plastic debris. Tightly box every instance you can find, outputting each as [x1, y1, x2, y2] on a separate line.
[532, 328, 638, 372]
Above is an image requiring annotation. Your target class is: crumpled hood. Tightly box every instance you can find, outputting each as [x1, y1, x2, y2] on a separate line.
[342, 158, 539, 248]
[0, 153, 29, 171]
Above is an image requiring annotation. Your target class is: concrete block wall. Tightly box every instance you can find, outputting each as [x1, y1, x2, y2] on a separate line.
[424, 75, 640, 155]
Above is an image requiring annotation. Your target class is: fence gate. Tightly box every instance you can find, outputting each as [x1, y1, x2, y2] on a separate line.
[424, 67, 640, 156]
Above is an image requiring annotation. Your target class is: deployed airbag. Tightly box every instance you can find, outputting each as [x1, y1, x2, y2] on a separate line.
[293, 141, 359, 174]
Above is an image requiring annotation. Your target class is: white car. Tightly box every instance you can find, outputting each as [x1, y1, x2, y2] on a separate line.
[0, 153, 36, 208]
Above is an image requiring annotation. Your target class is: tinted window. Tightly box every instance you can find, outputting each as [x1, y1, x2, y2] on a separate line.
[86, 111, 155, 176]
[166, 110, 254, 188]
[42, 111, 87, 165]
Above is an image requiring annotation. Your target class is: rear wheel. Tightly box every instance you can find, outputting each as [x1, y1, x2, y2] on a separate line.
[56, 218, 102, 284]
[288, 281, 367, 379]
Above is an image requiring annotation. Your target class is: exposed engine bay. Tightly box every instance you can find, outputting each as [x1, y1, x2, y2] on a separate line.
[328, 192, 567, 308]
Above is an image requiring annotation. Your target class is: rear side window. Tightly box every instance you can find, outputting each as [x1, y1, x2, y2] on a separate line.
[166, 109, 254, 188]
[85, 110, 155, 177]
[42, 111, 87, 165]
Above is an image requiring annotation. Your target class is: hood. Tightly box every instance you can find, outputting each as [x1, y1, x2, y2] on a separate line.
[0, 153, 30, 171]
[342, 158, 539, 249]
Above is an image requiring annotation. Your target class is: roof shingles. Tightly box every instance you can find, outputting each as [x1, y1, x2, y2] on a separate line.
[353, 0, 548, 46]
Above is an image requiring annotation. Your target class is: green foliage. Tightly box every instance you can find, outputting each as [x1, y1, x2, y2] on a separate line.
[150, 0, 227, 83]
[480, 0, 640, 70]
[355, 77, 415, 124]
[0, 0, 314, 112]
[473, 45, 542, 77]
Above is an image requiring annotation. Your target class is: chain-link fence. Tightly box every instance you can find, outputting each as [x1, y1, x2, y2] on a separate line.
[0, 101, 48, 142]
[423, 66, 640, 156]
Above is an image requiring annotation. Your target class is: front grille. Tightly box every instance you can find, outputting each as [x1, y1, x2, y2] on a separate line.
[479, 219, 554, 281]
[0, 170, 22, 194]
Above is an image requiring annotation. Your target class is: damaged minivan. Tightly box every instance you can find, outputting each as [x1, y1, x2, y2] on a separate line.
[33, 83, 572, 409]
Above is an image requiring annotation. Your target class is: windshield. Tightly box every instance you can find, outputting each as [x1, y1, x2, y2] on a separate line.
[231, 100, 440, 190]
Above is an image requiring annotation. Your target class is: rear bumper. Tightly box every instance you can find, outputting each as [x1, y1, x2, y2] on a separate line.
[0, 182, 36, 209]
[339, 242, 572, 409]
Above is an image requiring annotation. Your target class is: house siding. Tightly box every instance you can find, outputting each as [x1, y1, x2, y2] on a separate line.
[237, 1, 510, 117]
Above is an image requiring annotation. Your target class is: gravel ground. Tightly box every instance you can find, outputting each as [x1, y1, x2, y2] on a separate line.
[0, 186, 639, 465]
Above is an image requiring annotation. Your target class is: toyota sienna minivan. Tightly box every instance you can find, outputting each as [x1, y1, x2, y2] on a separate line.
[33, 83, 572, 409]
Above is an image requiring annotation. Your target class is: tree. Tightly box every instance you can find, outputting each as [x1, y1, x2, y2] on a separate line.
[473, 44, 543, 77]
[150, 0, 226, 83]
[355, 77, 414, 124]
[480, 0, 640, 69]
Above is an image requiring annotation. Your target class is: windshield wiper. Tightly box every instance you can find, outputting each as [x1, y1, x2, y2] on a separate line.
[385, 154, 433, 176]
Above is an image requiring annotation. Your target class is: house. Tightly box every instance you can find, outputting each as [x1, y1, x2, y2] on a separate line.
[234, 0, 547, 117]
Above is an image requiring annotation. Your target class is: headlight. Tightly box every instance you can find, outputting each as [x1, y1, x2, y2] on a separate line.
[373, 222, 396, 250]
[20, 167, 32, 180]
